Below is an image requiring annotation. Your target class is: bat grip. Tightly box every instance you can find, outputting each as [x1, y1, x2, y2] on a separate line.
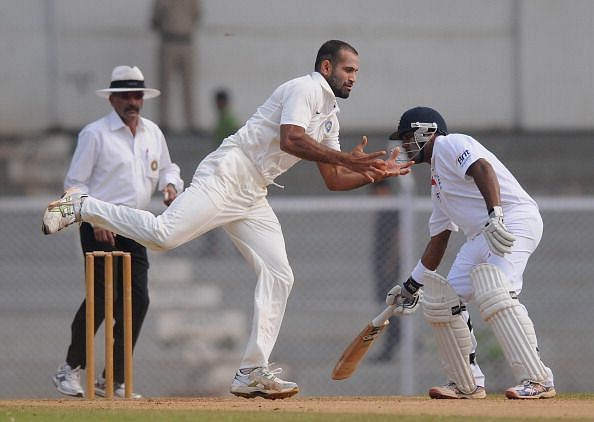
[371, 305, 397, 327]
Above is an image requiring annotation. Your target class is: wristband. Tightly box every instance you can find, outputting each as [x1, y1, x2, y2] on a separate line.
[410, 260, 429, 284]
[404, 276, 424, 294]
[489, 206, 503, 218]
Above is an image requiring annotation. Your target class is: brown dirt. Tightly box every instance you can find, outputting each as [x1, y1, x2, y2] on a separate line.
[2, 396, 594, 419]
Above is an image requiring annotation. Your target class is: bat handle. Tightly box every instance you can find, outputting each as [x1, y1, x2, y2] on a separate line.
[371, 304, 397, 327]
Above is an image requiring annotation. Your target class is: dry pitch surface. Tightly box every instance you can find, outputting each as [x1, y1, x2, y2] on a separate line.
[2, 396, 594, 419]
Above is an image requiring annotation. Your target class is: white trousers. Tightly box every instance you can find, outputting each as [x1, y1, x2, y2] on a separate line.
[446, 213, 553, 387]
[82, 144, 295, 369]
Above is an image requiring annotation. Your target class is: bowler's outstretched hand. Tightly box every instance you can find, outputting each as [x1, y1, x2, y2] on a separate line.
[385, 146, 414, 177]
[346, 136, 388, 182]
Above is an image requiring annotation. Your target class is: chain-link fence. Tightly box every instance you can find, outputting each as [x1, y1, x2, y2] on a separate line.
[1, 195, 593, 398]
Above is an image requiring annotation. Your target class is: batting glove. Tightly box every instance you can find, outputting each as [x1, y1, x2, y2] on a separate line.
[482, 206, 516, 257]
[386, 277, 424, 315]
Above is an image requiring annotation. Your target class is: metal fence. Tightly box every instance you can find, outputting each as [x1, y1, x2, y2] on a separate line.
[1, 194, 593, 399]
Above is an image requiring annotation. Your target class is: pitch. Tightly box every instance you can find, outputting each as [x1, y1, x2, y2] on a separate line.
[2, 395, 594, 421]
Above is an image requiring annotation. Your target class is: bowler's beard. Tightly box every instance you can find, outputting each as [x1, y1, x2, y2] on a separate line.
[327, 74, 350, 99]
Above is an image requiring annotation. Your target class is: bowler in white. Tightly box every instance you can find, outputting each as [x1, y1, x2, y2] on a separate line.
[43, 40, 413, 399]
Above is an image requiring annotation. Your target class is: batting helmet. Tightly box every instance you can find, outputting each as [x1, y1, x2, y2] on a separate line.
[389, 106, 448, 140]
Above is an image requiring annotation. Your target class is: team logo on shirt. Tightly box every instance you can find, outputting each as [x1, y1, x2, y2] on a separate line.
[151, 160, 158, 171]
[431, 173, 442, 202]
[324, 120, 333, 133]
[431, 173, 442, 188]
[456, 149, 471, 167]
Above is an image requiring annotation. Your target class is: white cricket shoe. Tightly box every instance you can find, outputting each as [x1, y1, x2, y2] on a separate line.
[42, 188, 87, 235]
[94, 376, 142, 399]
[505, 380, 556, 399]
[429, 382, 487, 399]
[230, 366, 299, 400]
[52, 363, 84, 398]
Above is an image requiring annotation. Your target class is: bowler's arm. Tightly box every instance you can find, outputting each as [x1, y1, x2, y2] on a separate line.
[280, 124, 386, 190]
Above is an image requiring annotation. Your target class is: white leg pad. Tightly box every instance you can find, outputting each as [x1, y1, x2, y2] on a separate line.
[422, 271, 476, 394]
[471, 263, 548, 383]
[516, 304, 539, 353]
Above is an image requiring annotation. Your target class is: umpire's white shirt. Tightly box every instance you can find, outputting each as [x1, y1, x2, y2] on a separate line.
[65, 110, 183, 209]
[428, 133, 538, 239]
[224, 71, 341, 184]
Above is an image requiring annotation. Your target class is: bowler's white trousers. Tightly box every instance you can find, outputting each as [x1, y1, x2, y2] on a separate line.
[81, 143, 295, 369]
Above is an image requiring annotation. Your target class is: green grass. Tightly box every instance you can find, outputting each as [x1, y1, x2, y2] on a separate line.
[1, 408, 592, 422]
[3, 409, 399, 422]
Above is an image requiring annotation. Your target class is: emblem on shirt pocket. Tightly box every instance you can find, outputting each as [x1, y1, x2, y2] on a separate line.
[151, 160, 159, 171]
[324, 120, 333, 133]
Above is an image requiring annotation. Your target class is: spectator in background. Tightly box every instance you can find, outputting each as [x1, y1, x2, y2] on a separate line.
[370, 179, 401, 362]
[51, 65, 183, 399]
[152, 0, 201, 134]
[213, 89, 239, 147]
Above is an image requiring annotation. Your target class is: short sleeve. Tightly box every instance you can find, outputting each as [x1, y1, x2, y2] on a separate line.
[280, 79, 317, 129]
[438, 135, 484, 179]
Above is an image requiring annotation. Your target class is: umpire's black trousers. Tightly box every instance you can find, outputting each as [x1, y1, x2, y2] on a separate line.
[66, 223, 150, 384]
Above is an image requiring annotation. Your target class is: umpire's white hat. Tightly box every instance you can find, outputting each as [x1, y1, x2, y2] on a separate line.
[96, 65, 161, 99]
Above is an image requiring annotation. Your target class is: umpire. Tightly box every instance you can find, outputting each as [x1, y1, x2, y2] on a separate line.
[52, 65, 183, 398]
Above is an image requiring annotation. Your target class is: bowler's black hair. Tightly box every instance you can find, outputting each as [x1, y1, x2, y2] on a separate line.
[314, 40, 358, 72]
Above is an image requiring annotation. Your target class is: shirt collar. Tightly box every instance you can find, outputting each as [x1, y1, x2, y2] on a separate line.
[108, 109, 144, 132]
[311, 72, 340, 112]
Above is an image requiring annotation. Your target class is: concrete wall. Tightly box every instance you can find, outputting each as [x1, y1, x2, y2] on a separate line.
[1, 0, 593, 134]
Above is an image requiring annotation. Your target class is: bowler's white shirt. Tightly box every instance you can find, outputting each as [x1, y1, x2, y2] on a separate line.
[224, 71, 341, 184]
[428, 133, 538, 239]
[65, 110, 183, 209]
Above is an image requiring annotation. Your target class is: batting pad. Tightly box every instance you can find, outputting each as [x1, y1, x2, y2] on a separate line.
[422, 271, 476, 394]
[471, 263, 548, 383]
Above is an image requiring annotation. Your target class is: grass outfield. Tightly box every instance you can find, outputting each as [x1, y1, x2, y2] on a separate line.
[2, 395, 594, 421]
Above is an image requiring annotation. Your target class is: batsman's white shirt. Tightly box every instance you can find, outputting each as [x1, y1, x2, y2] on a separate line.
[428, 133, 538, 240]
[429, 134, 542, 302]
[82, 71, 342, 369]
[428, 133, 543, 297]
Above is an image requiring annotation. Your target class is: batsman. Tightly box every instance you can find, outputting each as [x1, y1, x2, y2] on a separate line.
[385, 107, 555, 399]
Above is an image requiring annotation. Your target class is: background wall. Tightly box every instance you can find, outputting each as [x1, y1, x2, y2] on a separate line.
[1, 0, 594, 135]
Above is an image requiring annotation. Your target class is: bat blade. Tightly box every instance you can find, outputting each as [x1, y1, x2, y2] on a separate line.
[332, 305, 396, 380]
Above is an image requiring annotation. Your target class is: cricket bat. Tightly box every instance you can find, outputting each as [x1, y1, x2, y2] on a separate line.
[332, 304, 397, 380]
